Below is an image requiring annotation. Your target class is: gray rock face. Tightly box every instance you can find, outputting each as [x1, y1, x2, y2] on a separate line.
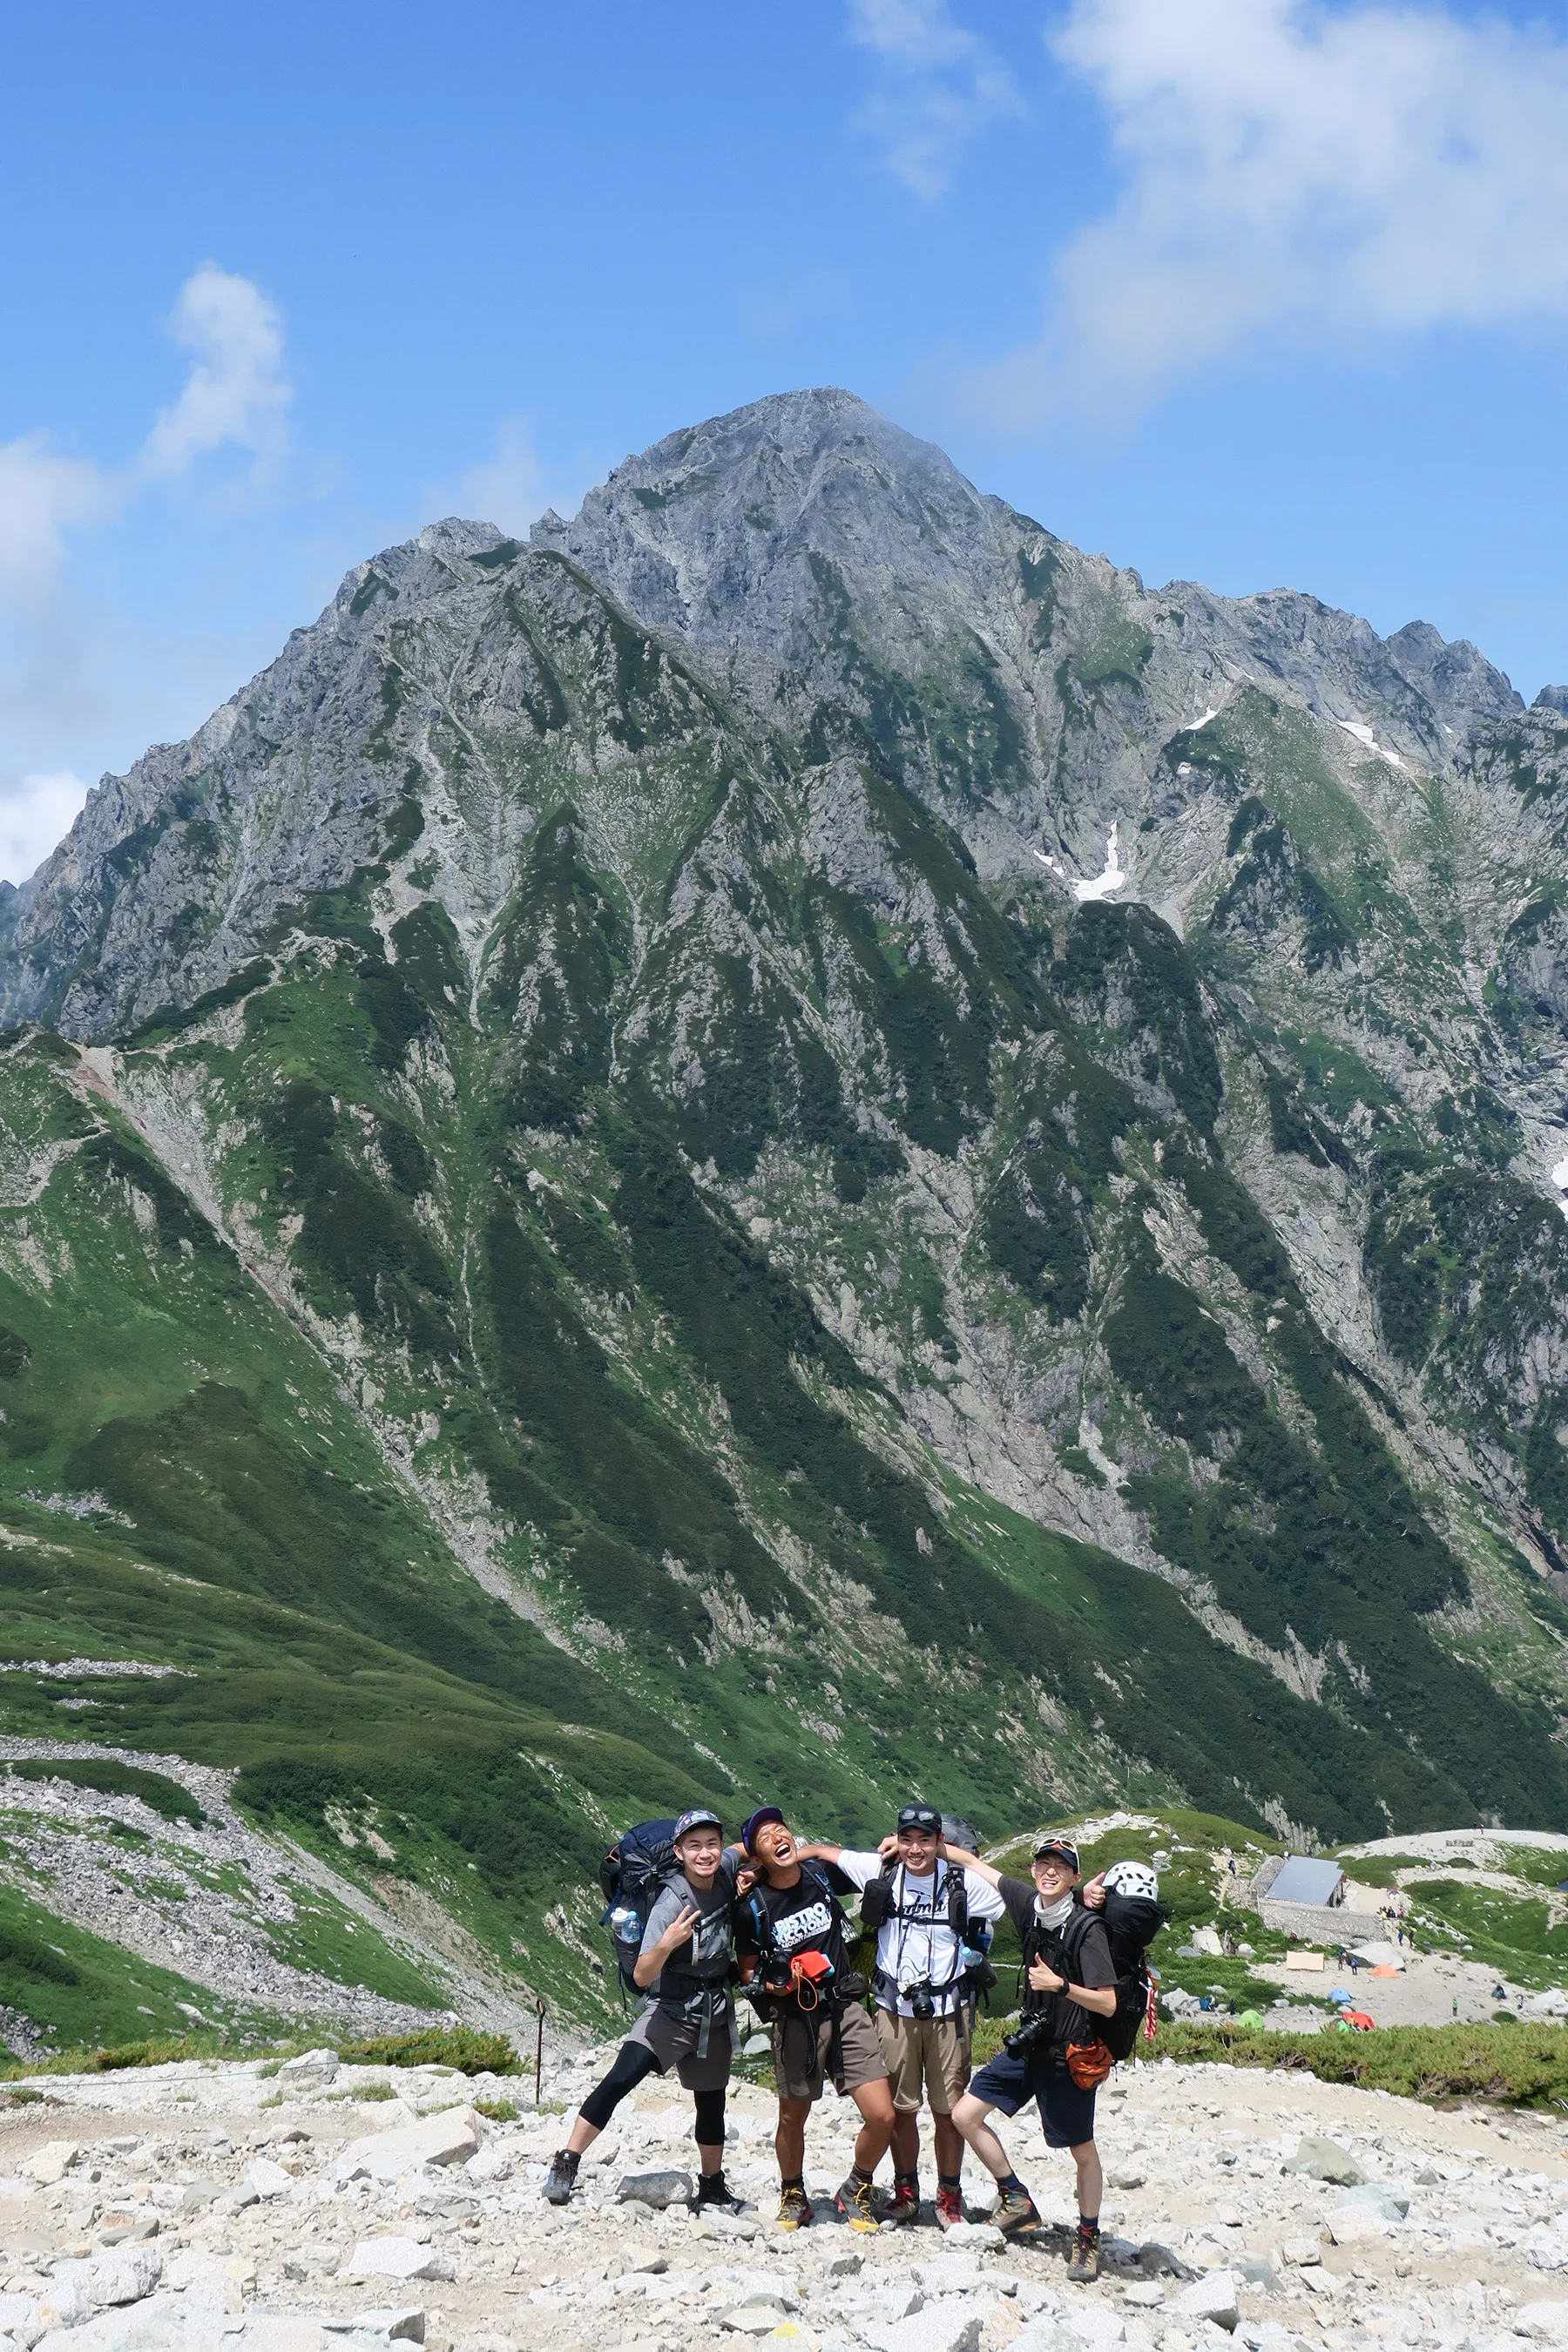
[0, 389, 1528, 1036]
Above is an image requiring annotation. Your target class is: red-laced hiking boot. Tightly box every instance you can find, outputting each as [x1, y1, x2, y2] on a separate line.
[935, 2183, 965, 2231]
[878, 2178, 920, 2227]
[1067, 2221, 1103, 2282]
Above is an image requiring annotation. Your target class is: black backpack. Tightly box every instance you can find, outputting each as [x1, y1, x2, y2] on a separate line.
[1096, 1887, 1169, 2061]
[598, 1817, 679, 1997]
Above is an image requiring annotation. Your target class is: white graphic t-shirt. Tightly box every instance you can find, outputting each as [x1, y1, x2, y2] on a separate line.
[835, 1850, 1004, 2018]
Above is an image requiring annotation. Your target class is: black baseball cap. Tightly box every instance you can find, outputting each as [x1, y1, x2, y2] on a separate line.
[897, 1804, 942, 1835]
[1033, 1835, 1080, 1870]
[741, 1805, 787, 1850]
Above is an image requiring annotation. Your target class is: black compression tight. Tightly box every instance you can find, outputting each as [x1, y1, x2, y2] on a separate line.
[693, 2087, 727, 2147]
[578, 2039, 727, 2149]
[578, 2039, 659, 2129]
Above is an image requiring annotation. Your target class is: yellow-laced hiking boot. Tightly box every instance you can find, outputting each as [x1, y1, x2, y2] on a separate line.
[835, 2174, 882, 2233]
[777, 2183, 814, 2229]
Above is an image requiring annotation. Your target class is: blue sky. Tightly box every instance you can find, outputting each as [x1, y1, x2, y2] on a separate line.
[4, 0, 1568, 882]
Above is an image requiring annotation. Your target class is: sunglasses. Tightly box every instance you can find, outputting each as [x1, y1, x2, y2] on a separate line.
[897, 1807, 942, 1835]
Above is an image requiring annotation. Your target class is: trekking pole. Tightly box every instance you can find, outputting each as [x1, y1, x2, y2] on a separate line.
[535, 1997, 547, 2108]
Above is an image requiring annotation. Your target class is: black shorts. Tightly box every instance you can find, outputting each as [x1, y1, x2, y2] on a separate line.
[968, 2047, 1098, 2150]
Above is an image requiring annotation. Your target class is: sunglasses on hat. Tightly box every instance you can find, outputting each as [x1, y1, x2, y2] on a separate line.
[1033, 1836, 1080, 1870]
[897, 1804, 942, 1835]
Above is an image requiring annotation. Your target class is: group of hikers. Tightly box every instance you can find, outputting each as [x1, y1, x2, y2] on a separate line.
[542, 1800, 1166, 2284]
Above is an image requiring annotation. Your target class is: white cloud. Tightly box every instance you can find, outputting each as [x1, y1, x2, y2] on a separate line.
[971, 0, 1568, 427]
[0, 769, 90, 889]
[141, 263, 292, 480]
[422, 416, 592, 536]
[0, 267, 291, 618]
[0, 436, 117, 596]
[0, 266, 294, 879]
[848, 0, 1024, 197]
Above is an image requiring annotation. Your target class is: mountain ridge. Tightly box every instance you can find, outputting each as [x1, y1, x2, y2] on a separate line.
[0, 387, 1567, 2038]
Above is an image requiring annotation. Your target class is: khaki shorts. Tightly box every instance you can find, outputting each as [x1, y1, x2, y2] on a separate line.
[771, 2002, 888, 2105]
[875, 2008, 970, 2116]
[626, 2003, 733, 2092]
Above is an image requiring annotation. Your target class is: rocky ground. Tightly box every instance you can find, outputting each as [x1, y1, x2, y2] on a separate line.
[2, 2044, 1568, 2352]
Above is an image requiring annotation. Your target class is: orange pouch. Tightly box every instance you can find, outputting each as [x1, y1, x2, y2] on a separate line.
[1065, 2039, 1113, 2089]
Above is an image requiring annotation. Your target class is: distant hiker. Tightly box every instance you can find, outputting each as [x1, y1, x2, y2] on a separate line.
[798, 1802, 1005, 2230]
[544, 1809, 747, 2214]
[733, 1805, 896, 2233]
[943, 1834, 1118, 2279]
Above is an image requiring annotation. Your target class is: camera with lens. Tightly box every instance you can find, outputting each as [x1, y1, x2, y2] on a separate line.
[1003, 2008, 1054, 2060]
[904, 1981, 936, 2021]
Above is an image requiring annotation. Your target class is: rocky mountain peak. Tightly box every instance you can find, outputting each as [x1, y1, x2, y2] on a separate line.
[531, 383, 1014, 667]
[3, 387, 1568, 1880]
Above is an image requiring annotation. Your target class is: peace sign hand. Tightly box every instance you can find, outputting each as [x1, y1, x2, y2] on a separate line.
[659, 1903, 701, 1955]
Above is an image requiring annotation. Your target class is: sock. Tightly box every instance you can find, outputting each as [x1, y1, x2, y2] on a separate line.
[998, 2171, 1025, 2195]
[852, 2165, 874, 2186]
[938, 2173, 962, 2192]
[896, 2169, 918, 2189]
[781, 2173, 805, 2191]
[1078, 2215, 1100, 2238]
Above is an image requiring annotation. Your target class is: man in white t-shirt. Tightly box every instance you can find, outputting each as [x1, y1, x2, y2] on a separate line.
[799, 1802, 1004, 2229]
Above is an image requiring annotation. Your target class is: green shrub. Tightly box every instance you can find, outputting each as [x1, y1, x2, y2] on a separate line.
[5, 1759, 202, 1827]
[337, 2027, 517, 2076]
[1135, 2017, 1568, 2105]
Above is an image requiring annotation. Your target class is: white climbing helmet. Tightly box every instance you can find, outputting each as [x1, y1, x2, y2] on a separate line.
[1104, 1859, 1160, 1902]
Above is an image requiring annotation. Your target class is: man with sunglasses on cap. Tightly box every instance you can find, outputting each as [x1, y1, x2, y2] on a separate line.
[543, 1808, 747, 2214]
[941, 1831, 1116, 2277]
[733, 1805, 896, 2233]
[796, 1802, 1005, 2230]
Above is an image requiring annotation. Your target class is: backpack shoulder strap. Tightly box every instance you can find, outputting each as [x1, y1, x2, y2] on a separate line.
[801, 1860, 838, 1905]
[942, 1862, 968, 1936]
[1057, 1903, 1102, 1973]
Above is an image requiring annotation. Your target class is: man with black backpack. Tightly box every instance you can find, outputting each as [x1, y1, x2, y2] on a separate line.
[798, 1802, 1005, 2230]
[733, 1805, 896, 2233]
[543, 1808, 747, 2213]
[943, 1834, 1125, 2277]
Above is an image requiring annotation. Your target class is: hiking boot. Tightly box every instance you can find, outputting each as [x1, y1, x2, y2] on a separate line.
[994, 2184, 1044, 2238]
[834, 2174, 882, 2233]
[693, 2169, 751, 2215]
[543, 2149, 579, 2207]
[877, 2178, 920, 2227]
[935, 2183, 965, 2231]
[777, 2183, 814, 2230]
[1067, 2224, 1103, 2282]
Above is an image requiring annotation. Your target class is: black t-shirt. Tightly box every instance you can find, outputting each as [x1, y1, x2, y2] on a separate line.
[736, 1863, 849, 2003]
[998, 1876, 1116, 2057]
